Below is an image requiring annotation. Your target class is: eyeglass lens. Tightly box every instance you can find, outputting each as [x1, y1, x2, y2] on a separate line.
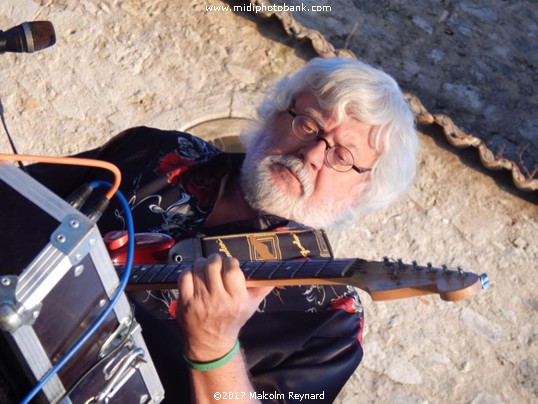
[291, 114, 354, 171]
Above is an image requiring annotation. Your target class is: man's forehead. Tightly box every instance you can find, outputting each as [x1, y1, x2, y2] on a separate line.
[293, 93, 334, 124]
[293, 92, 380, 151]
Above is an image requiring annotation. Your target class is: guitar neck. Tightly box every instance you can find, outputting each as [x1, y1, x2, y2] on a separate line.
[118, 258, 357, 290]
[116, 258, 488, 301]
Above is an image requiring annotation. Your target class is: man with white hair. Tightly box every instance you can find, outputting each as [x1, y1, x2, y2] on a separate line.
[241, 57, 417, 226]
[4, 57, 417, 403]
[170, 57, 417, 402]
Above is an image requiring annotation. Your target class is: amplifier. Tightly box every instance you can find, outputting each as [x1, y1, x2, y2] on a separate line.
[0, 163, 164, 403]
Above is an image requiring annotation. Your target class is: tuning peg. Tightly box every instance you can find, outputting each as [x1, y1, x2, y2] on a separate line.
[427, 262, 434, 272]
[390, 262, 399, 276]
[457, 266, 464, 276]
[442, 264, 448, 274]
[397, 258, 405, 268]
[412, 260, 418, 270]
[383, 256, 390, 266]
[479, 273, 490, 289]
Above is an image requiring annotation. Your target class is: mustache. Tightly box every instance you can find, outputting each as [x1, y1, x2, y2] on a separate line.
[267, 154, 313, 196]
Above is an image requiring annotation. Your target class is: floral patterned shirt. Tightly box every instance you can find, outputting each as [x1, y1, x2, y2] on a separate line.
[95, 128, 363, 319]
[48, 126, 365, 403]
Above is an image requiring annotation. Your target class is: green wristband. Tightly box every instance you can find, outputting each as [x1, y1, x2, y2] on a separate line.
[183, 340, 240, 371]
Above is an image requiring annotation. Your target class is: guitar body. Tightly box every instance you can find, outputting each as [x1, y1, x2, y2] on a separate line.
[105, 231, 174, 265]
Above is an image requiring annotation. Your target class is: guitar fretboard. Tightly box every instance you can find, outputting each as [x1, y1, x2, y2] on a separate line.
[116, 259, 361, 291]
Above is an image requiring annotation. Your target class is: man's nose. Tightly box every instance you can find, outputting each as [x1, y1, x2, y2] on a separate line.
[299, 137, 328, 171]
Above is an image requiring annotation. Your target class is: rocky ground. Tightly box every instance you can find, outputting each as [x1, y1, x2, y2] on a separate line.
[277, 0, 538, 182]
[1, 1, 536, 403]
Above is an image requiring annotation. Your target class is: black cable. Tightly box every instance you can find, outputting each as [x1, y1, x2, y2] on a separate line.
[0, 97, 29, 174]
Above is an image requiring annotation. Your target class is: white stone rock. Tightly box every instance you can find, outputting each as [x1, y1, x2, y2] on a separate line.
[460, 308, 503, 341]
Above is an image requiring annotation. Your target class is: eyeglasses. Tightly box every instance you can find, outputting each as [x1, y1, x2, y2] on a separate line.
[288, 109, 372, 174]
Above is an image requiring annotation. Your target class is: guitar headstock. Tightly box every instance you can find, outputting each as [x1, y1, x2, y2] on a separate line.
[348, 257, 489, 301]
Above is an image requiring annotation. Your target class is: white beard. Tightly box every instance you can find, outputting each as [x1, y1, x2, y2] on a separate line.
[240, 143, 355, 228]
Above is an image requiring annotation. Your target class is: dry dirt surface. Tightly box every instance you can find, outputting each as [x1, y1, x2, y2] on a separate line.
[1, 1, 537, 403]
[275, 0, 538, 185]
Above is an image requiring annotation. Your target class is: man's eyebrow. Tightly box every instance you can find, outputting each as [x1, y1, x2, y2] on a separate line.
[301, 107, 326, 129]
[299, 106, 358, 148]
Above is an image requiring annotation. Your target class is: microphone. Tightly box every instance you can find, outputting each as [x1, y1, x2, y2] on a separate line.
[0, 21, 56, 53]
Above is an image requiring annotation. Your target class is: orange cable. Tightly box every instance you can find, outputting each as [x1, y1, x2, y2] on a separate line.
[0, 154, 121, 200]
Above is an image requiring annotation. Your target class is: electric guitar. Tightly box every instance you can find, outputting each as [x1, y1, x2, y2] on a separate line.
[116, 257, 489, 302]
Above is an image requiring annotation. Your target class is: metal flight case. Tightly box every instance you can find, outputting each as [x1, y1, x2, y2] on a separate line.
[0, 163, 164, 403]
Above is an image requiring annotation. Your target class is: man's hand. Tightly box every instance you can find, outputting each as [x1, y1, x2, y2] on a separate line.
[176, 253, 273, 362]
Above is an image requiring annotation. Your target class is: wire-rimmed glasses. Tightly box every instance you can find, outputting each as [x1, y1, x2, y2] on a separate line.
[288, 109, 372, 174]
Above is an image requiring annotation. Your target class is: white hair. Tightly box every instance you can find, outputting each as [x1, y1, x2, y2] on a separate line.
[242, 57, 418, 222]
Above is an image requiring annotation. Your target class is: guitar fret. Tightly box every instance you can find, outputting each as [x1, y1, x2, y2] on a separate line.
[297, 260, 328, 277]
[248, 261, 281, 280]
[137, 264, 166, 283]
[240, 261, 264, 279]
[162, 264, 188, 284]
[146, 264, 178, 284]
[314, 260, 329, 277]
[270, 260, 305, 279]
[130, 264, 152, 283]
[318, 259, 353, 278]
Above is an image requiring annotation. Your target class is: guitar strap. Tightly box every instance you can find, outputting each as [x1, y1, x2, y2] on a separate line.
[169, 229, 334, 263]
